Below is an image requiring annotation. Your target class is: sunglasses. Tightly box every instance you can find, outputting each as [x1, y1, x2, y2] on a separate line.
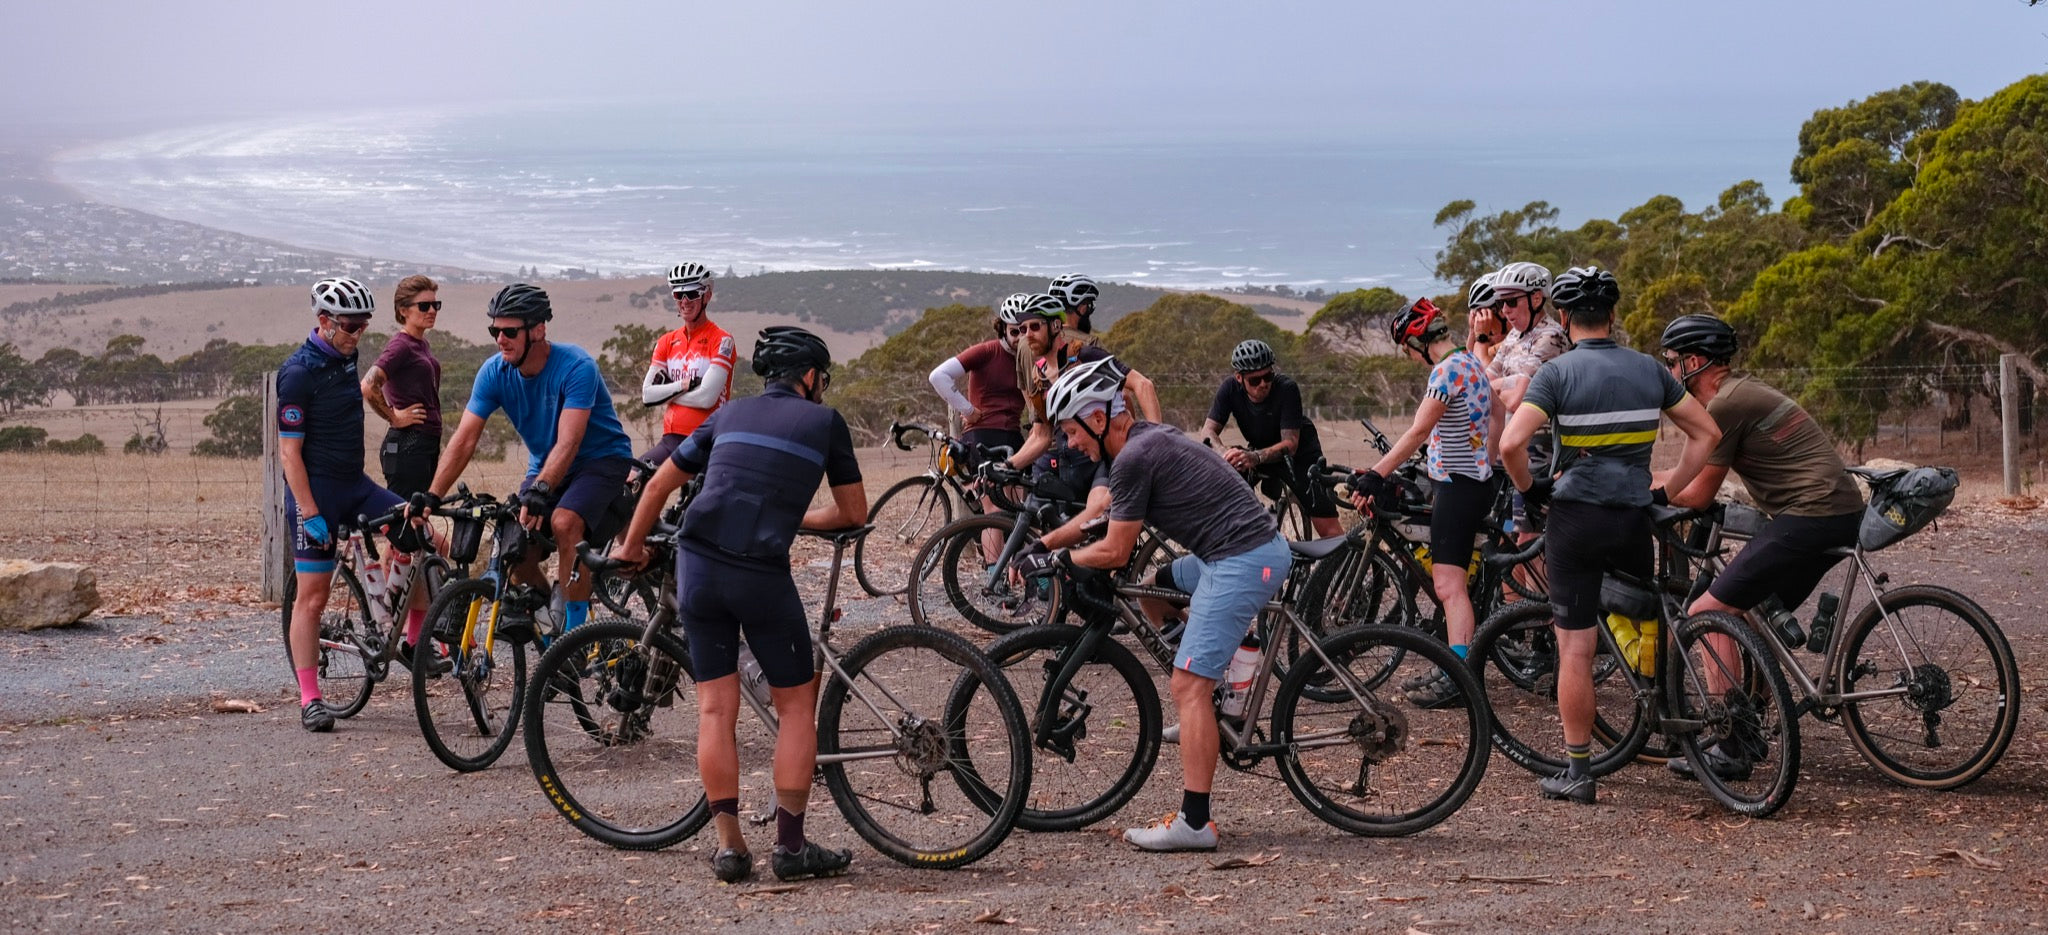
[1662, 353, 1684, 368]
[1242, 371, 1274, 387]
[411, 300, 443, 312]
[329, 316, 371, 335]
[672, 289, 705, 301]
[1007, 320, 1049, 337]
[488, 324, 530, 340]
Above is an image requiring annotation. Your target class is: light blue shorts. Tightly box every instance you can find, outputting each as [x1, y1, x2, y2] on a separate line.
[1167, 534, 1291, 680]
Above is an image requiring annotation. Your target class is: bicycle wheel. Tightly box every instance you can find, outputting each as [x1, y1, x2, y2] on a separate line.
[281, 567, 376, 720]
[412, 578, 529, 772]
[522, 619, 708, 849]
[1669, 610, 1799, 818]
[966, 624, 1161, 832]
[1466, 600, 1643, 778]
[1272, 491, 1310, 541]
[1289, 547, 1405, 683]
[1836, 585, 2020, 790]
[1271, 624, 1489, 836]
[909, 514, 1052, 636]
[856, 475, 956, 597]
[817, 625, 1030, 869]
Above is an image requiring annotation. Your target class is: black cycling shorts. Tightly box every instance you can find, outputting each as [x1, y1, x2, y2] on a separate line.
[676, 547, 815, 688]
[960, 428, 1025, 470]
[1708, 510, 1860, 612]
[1544, 500, 1653, 631]
[639, 432, 688, 468]
[1428, 474, 1498, 573]
[379, 428, 440, 501]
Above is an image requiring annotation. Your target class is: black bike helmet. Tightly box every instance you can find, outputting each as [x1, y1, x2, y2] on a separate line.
[1230, 339, 1275, 373]
[751, 325, 831, 380]
[1660, 314, 1739, 363]
[1549, 266, 1621, 314]
[487, 283, 554, 324]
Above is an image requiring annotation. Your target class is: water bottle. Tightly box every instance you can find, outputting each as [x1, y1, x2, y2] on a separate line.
[1219, 635, 1262, 717]
[1761, 596, 1804, 647]
[1805, 593, 1839, 653]
[537, 588, 565, 639]
[1603, 613, 1643, 674]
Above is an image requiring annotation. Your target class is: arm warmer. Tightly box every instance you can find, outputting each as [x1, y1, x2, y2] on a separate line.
[927, 357, 974, 415]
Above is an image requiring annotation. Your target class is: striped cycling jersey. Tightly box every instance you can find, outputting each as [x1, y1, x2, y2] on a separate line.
[1519, 338, 1687, 507]
[1423, 348, 1492, 482]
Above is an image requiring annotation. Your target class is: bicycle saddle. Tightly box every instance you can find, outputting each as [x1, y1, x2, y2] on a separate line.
[1288, 535, 1350, 562]
[799, 524, 875, 545]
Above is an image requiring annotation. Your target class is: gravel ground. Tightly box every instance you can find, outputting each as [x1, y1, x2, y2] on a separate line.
[4, 509, 2048, 934]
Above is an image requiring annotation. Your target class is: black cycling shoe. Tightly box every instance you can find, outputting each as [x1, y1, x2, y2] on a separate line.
[398, 641, 454, 677]
[1537, 771, 1596, 805]
[771, 841, 853, 881]
[1402, 668, 1466, 709]
[300, 699, 336, 733]
[711, 847, 755, 883]
[1667, 744, 1754, 782]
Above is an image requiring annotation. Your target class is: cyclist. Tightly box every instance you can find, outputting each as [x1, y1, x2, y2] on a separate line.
[639, 262, 736, 466]
[416, 283, 637, 637]
[1349, 299, 1499, 707]
[1656, 313, 1864, 780]
[609, 325, 865, 883]
[1498, 266, 1720, 804]
[1023, 356, 1289, 852]
[1198, 338, 1343, 538]
[1048, 273, 1101, 334]
[1006, 293, 1160, 479]
[361, 275, 443, 501]
[280, 277, 419, 732]
[1470, 262, 1568, 536]
[927, 293, 1029, 459]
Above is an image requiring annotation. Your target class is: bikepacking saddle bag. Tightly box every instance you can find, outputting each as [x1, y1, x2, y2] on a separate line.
[1859, 466, 1959, 552]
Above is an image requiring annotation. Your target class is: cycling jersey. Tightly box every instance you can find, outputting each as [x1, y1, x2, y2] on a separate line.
[1705, 374, 1863, 518]
[649, 321, 736, 437]
[670, 383, 862, 570]
[373, 331, 443, 438]
[1490, 319, 1570, 383]
[1422, 348, 1492, 482]
[1205, 373, 1323, 463]
[464, 343, 634, 477]
[949, 339, 1025, 434]
[276, 330, 366, 480]
[1109, 421, 1275, 562]
[1520, 338, 1687, 508]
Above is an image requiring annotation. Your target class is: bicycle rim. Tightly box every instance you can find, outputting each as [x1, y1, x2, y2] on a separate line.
[819, 626, 1029, 869]
[970, 624, 1161, 832]
[414, 578, 528, 772]
[286, 567, 375, 720]
[910, 514, 1047, 636]
[1671, 611, 1799, 817]
[1837, 586, 2020, 790]
[856, 476, 955, 597]
[1468, 600, 1643, 778]
[523, 620, 708, 850]
[1272, 624, 1489, 836]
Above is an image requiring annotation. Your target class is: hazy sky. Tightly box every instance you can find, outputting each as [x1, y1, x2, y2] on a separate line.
[6, 0, 2045, 142]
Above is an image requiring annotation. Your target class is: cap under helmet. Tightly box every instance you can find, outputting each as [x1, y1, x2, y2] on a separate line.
[1045, 355, 1129, 423]
[1390, 297, 1448, 352]
[487, 283, 553, 323]
[1048, 273, 1100, 310]
[1550, 266, 1621, 313]
[1230, 339, 1275, 373]
[1494, 261, 1552, 295]
[667, 262, 712, 291]
[311, 277, 375, 316]
[1467, 272, 1500, 310]
[1660, 314, 1739, 361]
[751, 325, 831, 380]
[997, 292, 1036, 326]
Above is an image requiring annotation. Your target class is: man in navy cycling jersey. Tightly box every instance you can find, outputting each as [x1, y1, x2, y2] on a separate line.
[416, 283, 637, 636]
[610, 326, 866, 884]
[279, 277, 422, 733]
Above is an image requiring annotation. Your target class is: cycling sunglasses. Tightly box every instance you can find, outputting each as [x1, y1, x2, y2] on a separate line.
[1007, 320, 1049, 337]
[329, 315, 371, 335]
[411, 300, 443, 312]
[1241, 371, 1274, 387]
[672, 288, 706, 300]
[488, 324, 530, 340]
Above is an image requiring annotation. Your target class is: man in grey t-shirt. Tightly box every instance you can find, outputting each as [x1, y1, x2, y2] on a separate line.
[1027, 357, 1289, 853]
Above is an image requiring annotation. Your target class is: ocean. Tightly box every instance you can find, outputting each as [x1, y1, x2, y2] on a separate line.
[50, 103, 1789, 293]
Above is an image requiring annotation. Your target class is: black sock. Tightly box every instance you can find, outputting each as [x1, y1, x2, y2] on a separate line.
[709, 797, 739, 817]
[775, 805, 805, 853]
[1565, 742, 1592, 780]
[1180, 790, 1211, 829]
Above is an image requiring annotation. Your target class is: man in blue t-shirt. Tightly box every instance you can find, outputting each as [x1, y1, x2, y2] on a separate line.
[419, 283, 636, 633]
[610, 326, 866, 884]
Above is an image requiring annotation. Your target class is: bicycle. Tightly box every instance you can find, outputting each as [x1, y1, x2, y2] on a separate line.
[1676, 469, 2019, 790]
[279, 500, 463, 721]
[949, 533, 1492, 837]
[853, 421, 1009, 597]
[523, 525, 1034, 870]
[1469, 502, 1801, 817]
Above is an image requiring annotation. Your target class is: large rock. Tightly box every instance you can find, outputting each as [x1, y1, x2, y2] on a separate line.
[0, 561, 100, 630]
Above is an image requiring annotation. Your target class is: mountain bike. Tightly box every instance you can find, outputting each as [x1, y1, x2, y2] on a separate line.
[279, 499, 466, 720]
[524, 526, 1033, 870]
[949, 533, 1492, 836]
[853, 421, 1011, 597]
[1469, 503, 1801, 817]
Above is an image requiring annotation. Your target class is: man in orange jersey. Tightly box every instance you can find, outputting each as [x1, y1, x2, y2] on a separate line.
[641, 261, 737, 465]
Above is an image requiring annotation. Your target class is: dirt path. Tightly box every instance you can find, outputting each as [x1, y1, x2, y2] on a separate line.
[4, 510, 2047, 933]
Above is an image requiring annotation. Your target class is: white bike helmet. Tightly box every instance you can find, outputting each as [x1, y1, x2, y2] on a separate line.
[1467, 271, 1500, 310]
[311, 277, 375, 316]
[1046, 355, 1129, 423]
[1494, 261, 1552, 295]
[667, 262, 712, 292]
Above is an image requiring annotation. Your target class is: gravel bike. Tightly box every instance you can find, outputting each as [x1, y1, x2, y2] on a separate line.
[523, 525, 1034, 870]
[853, 421, 1010, 597]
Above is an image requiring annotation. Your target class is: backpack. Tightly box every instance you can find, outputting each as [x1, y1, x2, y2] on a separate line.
[1858, 466, 1959, 551]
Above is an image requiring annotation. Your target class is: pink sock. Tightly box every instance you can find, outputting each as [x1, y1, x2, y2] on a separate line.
[296, 667, 321, 706]
[404, 607, 426, 645]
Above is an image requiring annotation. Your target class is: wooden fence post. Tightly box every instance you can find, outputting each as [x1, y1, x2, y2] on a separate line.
[260, 371, 287, 602]
[2002, 354, 2021, 496]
